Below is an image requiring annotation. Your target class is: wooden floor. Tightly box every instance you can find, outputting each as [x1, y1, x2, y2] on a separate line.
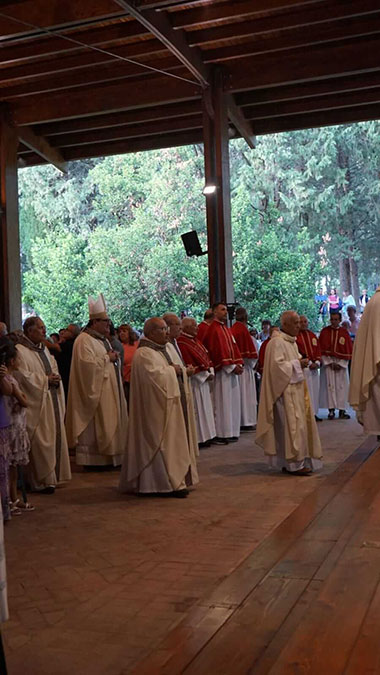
[3, 418, 379, 674]
[132, 435, 380, 675]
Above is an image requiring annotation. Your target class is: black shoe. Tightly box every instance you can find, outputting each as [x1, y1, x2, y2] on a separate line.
[339, 410, 350, 419]
[36, 486, 55, 495]
[315, 415, 322, 422]
[227, 437, 239, 443]
[161, 489, 189, 499]
[198, 440, 211, 448]
[211, 437, 229, 445]
[240, 426, 255, 433]
[328, 410, 335, 420]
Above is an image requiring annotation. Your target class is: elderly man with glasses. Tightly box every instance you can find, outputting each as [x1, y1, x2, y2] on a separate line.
[66, 294, 128, 468]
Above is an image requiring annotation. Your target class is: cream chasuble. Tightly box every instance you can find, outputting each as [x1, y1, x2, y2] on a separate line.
[16, 343, 71, 489]
[349, 287, 380, 434]
[256, 332, 322, 469]
[119, 343, 199, 493]
[66, 331, 128, 466]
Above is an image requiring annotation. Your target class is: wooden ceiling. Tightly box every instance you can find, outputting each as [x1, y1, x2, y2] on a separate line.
[1, 0, 380, 168]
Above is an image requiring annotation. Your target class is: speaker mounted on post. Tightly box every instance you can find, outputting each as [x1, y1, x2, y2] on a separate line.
[181, 231, 208, 257]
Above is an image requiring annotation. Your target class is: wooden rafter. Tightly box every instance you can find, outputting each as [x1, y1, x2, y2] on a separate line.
[17, 126, 67, 172]
[225, 94, 255, 149]
[112, 0, 210, 87]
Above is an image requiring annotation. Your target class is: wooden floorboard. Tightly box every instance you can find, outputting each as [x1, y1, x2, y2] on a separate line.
[131, 436, 380, 675]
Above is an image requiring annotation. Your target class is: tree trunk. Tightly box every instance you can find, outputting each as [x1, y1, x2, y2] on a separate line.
[349, 256, 360, 309]
[339, 257, 351, 295]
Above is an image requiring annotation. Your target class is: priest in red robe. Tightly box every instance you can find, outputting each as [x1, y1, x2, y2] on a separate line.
[230, 307, 258, 431]
[203, 303, 243, 443]
[177, 318, 216, 446]
[197, 309, 214, 344]
[319, 312, 352, 419]
[296, 315, 322, 421]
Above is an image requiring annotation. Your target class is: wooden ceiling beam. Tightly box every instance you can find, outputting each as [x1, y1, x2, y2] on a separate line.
[0, 55, 180, 101]
[113, 0, 210, 87]
[35, 101, 201, 137]
[62, 128, 204, 161]
[225, 94, 255, 149]
[47, 114, 203, 148]
[0, 19, 149, 65]
[13, 74, 201, 125]
[226, 35, 380, 93]
[245, 87, 380, 121]
[17, 125, 67, 172]
[203, 14, 380, 63]
[187, 0, 380, 47]
[0, 0, 126, 41]
[251, 102, 380, 135]
[0, 39, 166, 86]
[236, 72, 380, 107]
[172, 0, 322, 29]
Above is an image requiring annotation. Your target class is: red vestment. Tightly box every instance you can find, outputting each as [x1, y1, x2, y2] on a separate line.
[203, 320, 243, 371]
[177, 334, 213, 374]
[257, 338, 270, 375]
[319, 326, 352, 360]
[230, 321, 258, 359]
[197, 321, 210, 344]
[296, 329, 322, 362]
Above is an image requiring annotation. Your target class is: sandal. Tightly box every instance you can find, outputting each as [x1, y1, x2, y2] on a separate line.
[9, 502, 22, 516]
[13, 499, 35, 512]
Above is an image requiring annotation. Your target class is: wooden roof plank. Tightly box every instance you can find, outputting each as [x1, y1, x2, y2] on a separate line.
[187, 0, 380, 46]
[113, 0, 210, 87]
[252, 102, 380, 134]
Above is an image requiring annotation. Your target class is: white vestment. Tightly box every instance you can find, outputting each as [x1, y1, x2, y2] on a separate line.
[240, 358, 257, 426]
[119, 343, 198, 493]
[66, 331, 128, 466]
[304, 367, 320, 414]
[319, 356, 349, 410]
[256, 332, 322, 472]
[190, 370, 216, 444]
[214, 366, 241, 438]
[16, 343, 71, 489]
[349, 287, 380, 434]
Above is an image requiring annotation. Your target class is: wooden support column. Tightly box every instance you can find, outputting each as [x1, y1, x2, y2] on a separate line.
[202, 69, 234, 306]
[0, 112, 22, 330]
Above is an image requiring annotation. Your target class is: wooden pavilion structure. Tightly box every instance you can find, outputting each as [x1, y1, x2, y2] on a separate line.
[1, 0, 380, 329]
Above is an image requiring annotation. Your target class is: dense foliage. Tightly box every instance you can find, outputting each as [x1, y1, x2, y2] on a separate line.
[19, 122, 380, 331]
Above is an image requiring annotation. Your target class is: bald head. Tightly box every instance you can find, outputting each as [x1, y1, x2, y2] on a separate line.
[299, 315, 308, 331]
[181, 317, 197, 337]
[204, 309, 214, 323]
[162, 312, 181, 340]
[280, 311, 300, 337]
[0, 322, 7, 337]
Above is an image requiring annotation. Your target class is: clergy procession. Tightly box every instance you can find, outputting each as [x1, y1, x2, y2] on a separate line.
[0, 289, 378, 512]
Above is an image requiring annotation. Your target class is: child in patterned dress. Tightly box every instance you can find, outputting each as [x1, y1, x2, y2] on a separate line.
[0, 342, 33, 514]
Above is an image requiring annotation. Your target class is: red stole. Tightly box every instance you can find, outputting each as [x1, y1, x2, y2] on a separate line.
[197, 321, 210, 344]
[230, 321, 258, 359]
[257, 338, 270, 375]
[177, 334, 212, 374]
[319, 326, 352, 360]
[296, 329, 321, 362]
[203, 320, 243, 371]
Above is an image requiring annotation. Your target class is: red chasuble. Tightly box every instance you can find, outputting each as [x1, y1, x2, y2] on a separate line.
[203, 320, 243, 371]
[177, 333, 213, 374]
[230, 321, 258, 359]
[197, 321, 210, 344]
[296, 329, 322, 362]
[319, 326, 353, 360]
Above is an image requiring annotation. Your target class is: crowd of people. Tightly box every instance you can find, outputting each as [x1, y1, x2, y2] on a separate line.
[0, 287, 378, 512]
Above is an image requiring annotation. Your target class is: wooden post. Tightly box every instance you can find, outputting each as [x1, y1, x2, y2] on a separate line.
[0, 111, 22, 330]
[202, 69, 234, 306]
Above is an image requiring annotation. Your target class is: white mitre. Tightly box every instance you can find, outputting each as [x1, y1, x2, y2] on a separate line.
[88, 293, 108, 320]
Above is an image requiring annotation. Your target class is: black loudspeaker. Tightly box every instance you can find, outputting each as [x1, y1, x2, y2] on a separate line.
[181, 231, 207, 257]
